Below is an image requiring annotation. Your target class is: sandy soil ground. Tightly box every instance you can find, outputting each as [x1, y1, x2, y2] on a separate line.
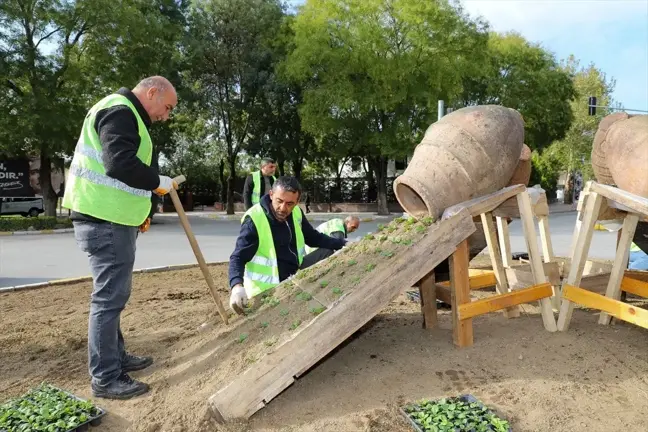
[2, 261, 648, 432]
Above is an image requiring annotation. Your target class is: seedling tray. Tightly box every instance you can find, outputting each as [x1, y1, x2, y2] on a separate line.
[0, 383, 106, 432]
[400, 394, 512, 432]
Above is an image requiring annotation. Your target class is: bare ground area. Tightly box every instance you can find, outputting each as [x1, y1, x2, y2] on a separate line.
[2, 261, 648, 432]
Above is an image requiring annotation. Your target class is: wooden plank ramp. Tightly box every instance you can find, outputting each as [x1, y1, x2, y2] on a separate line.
[208, 209, 476, 423]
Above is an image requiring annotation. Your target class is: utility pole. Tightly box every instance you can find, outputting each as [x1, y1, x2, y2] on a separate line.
[438, 100, 445, 121]
[587, 96, 648, 116]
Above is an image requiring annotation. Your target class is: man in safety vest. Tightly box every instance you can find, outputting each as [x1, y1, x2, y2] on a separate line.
[301, 216, 360, 268]
[243, 158, 277, 210]
[62, 76, 178, 400]
[229, 176, 347, 314]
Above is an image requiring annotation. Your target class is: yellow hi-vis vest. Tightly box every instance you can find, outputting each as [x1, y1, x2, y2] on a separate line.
[305, 218, 345, 254]
[251, 170, 276, 205]
[243, 204, 306, 298]
[631, 242, 642, 252]
[62, 94, 153, 226]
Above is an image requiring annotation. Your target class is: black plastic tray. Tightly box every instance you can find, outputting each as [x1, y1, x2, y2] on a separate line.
[400, 394, 512, 432]
[0, 384, 106, 432]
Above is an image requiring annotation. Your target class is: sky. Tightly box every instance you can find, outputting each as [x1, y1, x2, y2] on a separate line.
[288, 0, 648, 113]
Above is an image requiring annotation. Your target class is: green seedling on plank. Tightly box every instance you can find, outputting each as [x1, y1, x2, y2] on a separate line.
[310, 306, 326, 315]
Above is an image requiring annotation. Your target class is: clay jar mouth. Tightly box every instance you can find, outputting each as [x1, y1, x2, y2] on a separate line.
[394, 176, 431, 218]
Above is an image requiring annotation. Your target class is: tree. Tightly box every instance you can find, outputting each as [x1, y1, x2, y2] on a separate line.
[459, 32, 576, 151]
[284, 0, 489, 214]
[531, 56, 616, 203]
[0, 0, 189, 215]
[185, 0, 285, 214]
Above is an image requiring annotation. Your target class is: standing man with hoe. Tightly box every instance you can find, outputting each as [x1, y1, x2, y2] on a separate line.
[243, 157, 277, 210]
[63, 76, 178, 400]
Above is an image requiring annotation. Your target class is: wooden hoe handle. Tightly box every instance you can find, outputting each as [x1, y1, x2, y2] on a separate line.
[170, 175, 230, 325]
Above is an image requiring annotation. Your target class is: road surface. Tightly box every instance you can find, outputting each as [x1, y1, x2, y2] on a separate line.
[0, 212, 616, 288]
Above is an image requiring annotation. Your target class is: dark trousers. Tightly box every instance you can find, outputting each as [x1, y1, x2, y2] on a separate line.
[73, 220, 138, 386]
[300, 247, 336, 270]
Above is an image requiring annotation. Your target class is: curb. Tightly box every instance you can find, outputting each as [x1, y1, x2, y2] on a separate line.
[0, 262, 223, 294]
[0, 228, 74, 236]
[204, 214, 392, 222]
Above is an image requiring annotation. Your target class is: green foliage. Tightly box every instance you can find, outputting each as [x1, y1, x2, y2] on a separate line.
[0, 217, 71, 232]
[310, 306, 326, 315]
[0, 383, 102, 431]
[238, 333, 248, 343]
[320, 280, 329, 288]
[332, 287, 343, 295]
[289, 319, 301, 330]
[296, 291, 313, 301]
[284, 0, 489, 213]
[261, 295, 281, 307]
[260, 322, 269, 328]
[347, 259, 358, 266]
[459, 32, 576, 151]
[279, 309, 289, 316]
[403, 397, 510, 432]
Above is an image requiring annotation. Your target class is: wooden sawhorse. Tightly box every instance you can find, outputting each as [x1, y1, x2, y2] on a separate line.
[557, 181, 648, 331]
[415, 184, 557, 347]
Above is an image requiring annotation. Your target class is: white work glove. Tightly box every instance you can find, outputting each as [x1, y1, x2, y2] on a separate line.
[154, 175, 178, 196]
[229, 284, 248, 315]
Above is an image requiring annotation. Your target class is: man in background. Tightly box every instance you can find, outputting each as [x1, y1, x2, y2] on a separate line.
[302, 216, 360, 268]
[243, 158, 276, 210]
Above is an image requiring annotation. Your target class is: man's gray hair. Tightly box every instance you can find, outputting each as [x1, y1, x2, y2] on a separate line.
[134, 76, 172, 93]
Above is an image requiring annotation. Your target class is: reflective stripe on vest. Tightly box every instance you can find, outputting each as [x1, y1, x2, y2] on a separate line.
[631, 242, 642, 252]
[242, 204, 305, 298]
[305, 218, 345, 254]
[251, 170, 276, 205]
[62, 93, 153, 226]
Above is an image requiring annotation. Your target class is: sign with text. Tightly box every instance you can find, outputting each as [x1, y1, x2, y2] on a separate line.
[0, 159, 35, 197]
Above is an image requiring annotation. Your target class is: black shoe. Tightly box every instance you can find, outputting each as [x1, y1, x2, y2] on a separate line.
[122, 354, 153, 372]
[91, 373, 149, 400]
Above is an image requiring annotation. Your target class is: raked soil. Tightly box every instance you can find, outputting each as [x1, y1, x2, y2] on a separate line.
[2, 259, 648, 432]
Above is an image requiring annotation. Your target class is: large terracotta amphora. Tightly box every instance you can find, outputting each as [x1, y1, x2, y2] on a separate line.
[592, 113, 648, 198]
[393, 105, 525, 218]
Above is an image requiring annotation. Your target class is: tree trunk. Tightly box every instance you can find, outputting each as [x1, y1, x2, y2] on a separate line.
[226, 157, 236, 215]
[363, 158, 376, 203]
[369, 156, 389, 215]
[291, 158, 303, 180]
[563, 171, 573, 205]
[39, 153, 58, 217]
[218, 159, 227, 204]
[278, 158, 286, 177]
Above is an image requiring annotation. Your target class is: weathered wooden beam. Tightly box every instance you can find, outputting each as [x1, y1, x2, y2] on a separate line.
[442, 184, 526, 220]
[418, 272, 437, 329]
[208, 209, 476, 422]
[621, 276, 648, 299]
[589, 182, 648, 217]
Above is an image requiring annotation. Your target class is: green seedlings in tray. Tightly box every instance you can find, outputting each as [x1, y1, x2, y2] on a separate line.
[390, 237, 401, 244]
[348, 259, 358, 266]
[403, 397, 510, 432]
[238, 333, 248, 343]
[365, 263, 376, 272]
[402, 239, 413, 246]
[279, 309, 289, 317]
[394, 216, 406, 224]
[386, 225, 396, 233]
[405, 217, 416, 225]
[0, 383, 102, 432]
[310, 306, 326, 315]
[320, 280, 329, 288]
[364, 234, 375, 240]
[374, 247, 383, 254]
[296, 291, 313, 301]
[381, 250, 395, 258]
[260, 321, 269, 329]
[289, 320, 302, 330]
[377, 223, 386, 231]
[416, 225, 426, 234]
[351, 276, 361, 285]
[378, 234, 388, 242]
[332, 287, 343, 295]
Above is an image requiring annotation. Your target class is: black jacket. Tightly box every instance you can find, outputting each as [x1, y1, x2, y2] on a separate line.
[243, 172, 275, 210]
[70, 87, 160, 223]
[228, 194, 347, 288]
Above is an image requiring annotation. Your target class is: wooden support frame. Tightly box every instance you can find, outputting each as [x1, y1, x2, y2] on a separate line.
[415, 184, 558, 348]
[557, 181, 648, 332]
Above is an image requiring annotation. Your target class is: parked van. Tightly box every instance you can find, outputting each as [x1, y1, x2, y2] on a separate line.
[0, 197, 44, 217]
